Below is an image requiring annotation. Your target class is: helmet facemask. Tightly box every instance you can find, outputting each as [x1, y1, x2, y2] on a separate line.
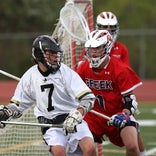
[86, 42, 111, 68]
[85, 29, 113, 68]
[44, 52, 62, 74]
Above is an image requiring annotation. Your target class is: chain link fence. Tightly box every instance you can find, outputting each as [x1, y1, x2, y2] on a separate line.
[0, 29, 156, 79]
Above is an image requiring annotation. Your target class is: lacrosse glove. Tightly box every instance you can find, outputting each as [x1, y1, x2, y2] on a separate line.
[63, 109, 83, 135]
[107, 112, 131, 128]
[0, 105, 13, 128]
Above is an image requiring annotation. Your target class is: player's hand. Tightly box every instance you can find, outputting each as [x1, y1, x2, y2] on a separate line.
[0, 105, 13, 128]
[107, 112, 131, 128]
[63, 109, 83, 135]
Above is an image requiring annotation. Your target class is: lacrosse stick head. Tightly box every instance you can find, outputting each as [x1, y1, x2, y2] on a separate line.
[59, 1, 90, 43]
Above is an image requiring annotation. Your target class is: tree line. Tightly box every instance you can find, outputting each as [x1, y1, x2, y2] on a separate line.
[0, 0, 156, 79]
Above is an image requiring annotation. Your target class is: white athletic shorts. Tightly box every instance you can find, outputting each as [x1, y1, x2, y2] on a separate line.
[43, 120, 93, 155]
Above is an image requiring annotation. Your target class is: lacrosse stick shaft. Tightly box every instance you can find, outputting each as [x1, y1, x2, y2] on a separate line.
[0, 70, 20, 81]
[90, 110, 110, 120]
[1, 121, 63, 128]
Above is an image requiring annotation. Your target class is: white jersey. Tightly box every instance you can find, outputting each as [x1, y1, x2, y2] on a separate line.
[11, 63, 94, 119]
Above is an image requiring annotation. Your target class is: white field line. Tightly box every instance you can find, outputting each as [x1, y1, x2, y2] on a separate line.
[138, 120, 156, 126]
[146, 147, 156, 155]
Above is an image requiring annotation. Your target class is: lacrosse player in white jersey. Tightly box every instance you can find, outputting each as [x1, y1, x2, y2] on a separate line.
[0, 35, 96, 156]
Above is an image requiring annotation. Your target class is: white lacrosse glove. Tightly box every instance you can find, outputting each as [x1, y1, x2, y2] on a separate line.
[63, 109, 83, 135]
[0, 104, 22, 128]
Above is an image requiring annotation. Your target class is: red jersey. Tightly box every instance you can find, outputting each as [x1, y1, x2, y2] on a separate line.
[77, 57, 142, 116]
[78, 41, 130, 66]
[77, 57, 142, 146]
[111, 41, 130, 65]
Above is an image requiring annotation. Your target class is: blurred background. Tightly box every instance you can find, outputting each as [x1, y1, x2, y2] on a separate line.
[0, 1, 155, 155]
[0, 0, 156, 79]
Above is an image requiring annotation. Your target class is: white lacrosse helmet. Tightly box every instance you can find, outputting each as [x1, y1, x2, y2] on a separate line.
[85, 30, 113, 68]
[96, 11, 119, 41]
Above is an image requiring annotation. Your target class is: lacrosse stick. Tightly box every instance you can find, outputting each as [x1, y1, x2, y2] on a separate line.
[59, 0, 90, 42]
[1, 121, 63, 128]
[90, 110, 110, 120]
[0, 70, 20, 81]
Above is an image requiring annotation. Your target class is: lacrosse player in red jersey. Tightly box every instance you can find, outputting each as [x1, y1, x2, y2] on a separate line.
[78, 11, 130, 66]
[0, 35, 96, 156]
[95, 11, 147, 156]
[78, 11, 147, 156]
[77, 29, 144, 156]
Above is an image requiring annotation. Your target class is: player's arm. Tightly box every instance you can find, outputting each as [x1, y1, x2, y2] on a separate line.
[0, 101, 22, 128]
[63, 91, 95, 135]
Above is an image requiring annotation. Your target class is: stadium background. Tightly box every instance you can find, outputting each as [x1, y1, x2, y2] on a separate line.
[0, 1, 155, 155]
[0, 0, 156, 80]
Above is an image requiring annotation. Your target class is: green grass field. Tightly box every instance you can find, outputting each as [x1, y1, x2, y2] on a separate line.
[0, 102, 156, 156]
[101, 102, 156, 156]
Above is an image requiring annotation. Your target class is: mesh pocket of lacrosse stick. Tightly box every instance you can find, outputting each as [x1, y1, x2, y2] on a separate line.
[59, 1, 90, 42]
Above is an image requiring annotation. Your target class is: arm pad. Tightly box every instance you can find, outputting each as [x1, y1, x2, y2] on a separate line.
[78, 97, 95, 115]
